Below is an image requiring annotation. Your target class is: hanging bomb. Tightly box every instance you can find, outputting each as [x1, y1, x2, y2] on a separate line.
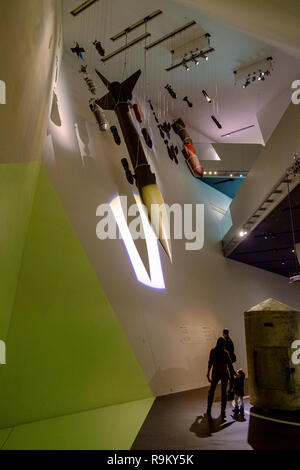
[85, 77, 96, 95]
[142, 128, 153, 149]
[121, 158, 134, 185]
[172, 118, 192, 145]
[165, 84, 177, 99]
[89, 99, 109, 131]
[110, 126, 121, 145]
[183, 96, 193, 108]
[93, 40, 105, 57]
[173, 118, 204, 178]
[158, 125, 165, 139]
[133, 103, 143, 123]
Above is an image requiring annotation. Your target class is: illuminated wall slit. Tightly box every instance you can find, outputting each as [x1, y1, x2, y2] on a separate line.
[110, 195, 165, 290]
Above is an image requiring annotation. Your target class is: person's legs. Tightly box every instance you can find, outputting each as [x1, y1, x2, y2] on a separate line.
[207, 377, 218, 415]
[221, 377, 228, 416]
[233, 394, 239, 413]
[239, 396, 244, 414]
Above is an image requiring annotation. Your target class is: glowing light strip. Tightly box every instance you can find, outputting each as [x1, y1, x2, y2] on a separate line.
[110, 195, 165, 289]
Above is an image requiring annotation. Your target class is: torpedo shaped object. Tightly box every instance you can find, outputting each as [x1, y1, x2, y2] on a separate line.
[211, 115, 222, 129]
[133, 103, 143, 123]
[89, 98, 109, 131]
[158, 125, 165, 139]
[95, 68, 172, 261]
[121, 158, 134, 185]
[165, 84, 177, 99]
[173, 118, 204, 178]
[93, 40, 105, 57]
[142, 128, 153, 148]
[111, 125, 121, 145]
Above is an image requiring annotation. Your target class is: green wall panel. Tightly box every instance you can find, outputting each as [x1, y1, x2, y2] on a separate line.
[0, 162, 40, 339]
[0, 164, 152, 429]
[1, 398, 154, 450]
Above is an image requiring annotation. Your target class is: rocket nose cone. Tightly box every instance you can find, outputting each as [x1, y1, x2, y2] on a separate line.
[140, 184, 172, 263]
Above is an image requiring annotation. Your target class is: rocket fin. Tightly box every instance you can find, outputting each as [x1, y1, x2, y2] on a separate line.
[95, 93, 115, 111]
[95, 69, 111, 88]
[121, 70, 142, 101]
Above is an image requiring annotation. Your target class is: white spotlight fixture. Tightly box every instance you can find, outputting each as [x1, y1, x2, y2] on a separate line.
[183, 61, 190, 71]
[239, 230, 248, 238]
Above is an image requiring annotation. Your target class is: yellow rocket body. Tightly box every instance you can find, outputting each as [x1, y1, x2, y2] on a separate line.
[141, 183, 172, 263]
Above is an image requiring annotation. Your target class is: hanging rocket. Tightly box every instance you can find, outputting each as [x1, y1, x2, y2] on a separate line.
[94, 68, 172, 262]
[172, 118, 204, 178]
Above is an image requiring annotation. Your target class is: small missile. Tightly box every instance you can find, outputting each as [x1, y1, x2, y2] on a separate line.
[133, 103, 143, 123]
[89, 98, 109, 131]
[142, 128, 153, 149]
[211, 115, 222, 129]
[71, 42, 85, 60]
[121, 158, 134, 185]
[183, 96, 193, 107]
[111, 125, 121, 145]
[93, 40, 105, 57]
[95, 68, 172, 261]
[173, 118, 204, 178]
[165, 84, 177, 99]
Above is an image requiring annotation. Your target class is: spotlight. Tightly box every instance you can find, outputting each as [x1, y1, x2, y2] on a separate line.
[243, 78, 250, 88]
[192, 56, 199, 66]
[239, 230, 248, 237]
[183, 61, 190, 71]
[202, 89, 212, 103]
[214, 171, 217, 175]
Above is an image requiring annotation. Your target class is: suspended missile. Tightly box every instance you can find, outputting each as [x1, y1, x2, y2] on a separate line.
[71, 42, 85, 60]
[111, 125, 121, 145]
[172, 118, 204, 178]
[165, 84, 177, 99]
[121, 158, 134, 185]
[89, 98, 109, 131]
[133, 103, 143, 123]
[142, 128, 153, 148]
[95, 68, 172, 261]
[183, 96, 193, 108]
[93, 40, 105, 57]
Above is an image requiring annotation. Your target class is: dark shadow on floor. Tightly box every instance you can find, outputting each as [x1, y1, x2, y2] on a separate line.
[132, 386, 252, 450]
[190, 413, 235, 438]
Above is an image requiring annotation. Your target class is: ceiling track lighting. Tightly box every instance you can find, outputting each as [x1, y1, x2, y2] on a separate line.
[234, 56, 273, 89]
[70, 0, 99, 16]
[166, 45, 214, 72]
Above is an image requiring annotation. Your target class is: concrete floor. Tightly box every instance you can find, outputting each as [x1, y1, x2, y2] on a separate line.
[132, 386, 300, 450]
